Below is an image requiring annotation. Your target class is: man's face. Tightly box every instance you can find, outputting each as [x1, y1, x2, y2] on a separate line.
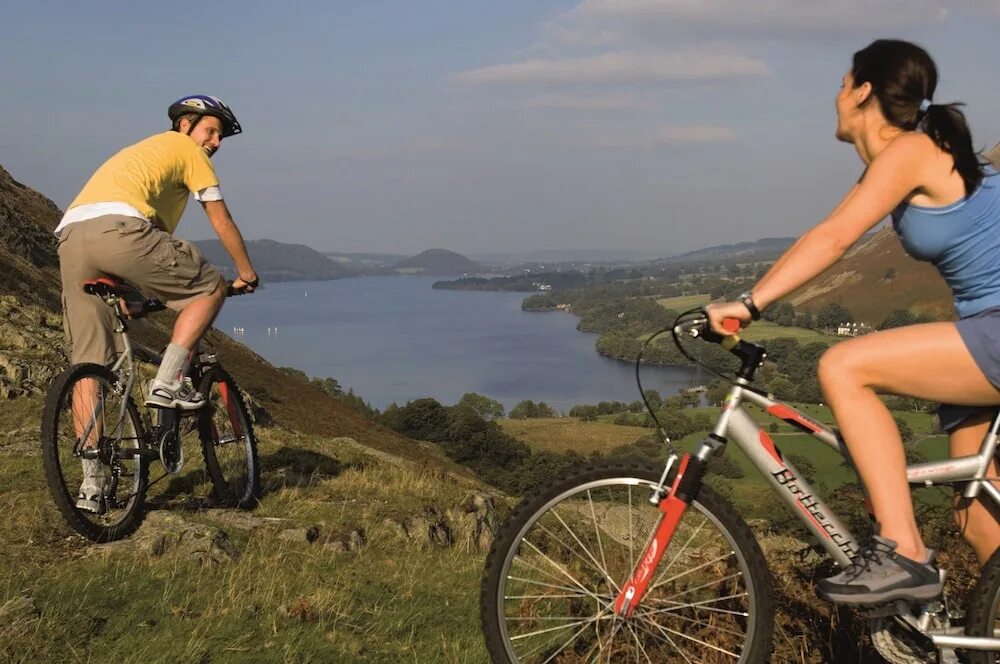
[183, 116, 224, 156]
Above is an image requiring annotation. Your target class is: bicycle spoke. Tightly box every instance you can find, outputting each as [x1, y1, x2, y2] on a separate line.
[632, 611, 741, 659]
[588, 489, 614, 594]
[634, 604, 748, 638]
[540, 511, 618, 590]
[639, 592, 751, 617]
[510, 553, 598, 595]
[521, 537, 604, 602]
[648, 551, 737, 594]
[646, 571, 744, 603]
[628, 615, 699, 663]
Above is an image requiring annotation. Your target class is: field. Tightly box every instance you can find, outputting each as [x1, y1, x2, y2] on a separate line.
[656, 293, 711, 310]
[499, 417, 649, 455]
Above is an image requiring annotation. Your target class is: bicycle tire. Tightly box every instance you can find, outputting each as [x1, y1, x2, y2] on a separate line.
[480, 462, 775, 663]
[962, 546, 1000, 663]
[198, 366, 260, 509]
[41, 363, 149, 542]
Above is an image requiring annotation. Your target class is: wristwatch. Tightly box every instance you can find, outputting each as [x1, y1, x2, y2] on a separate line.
[737, 291, 761, 320]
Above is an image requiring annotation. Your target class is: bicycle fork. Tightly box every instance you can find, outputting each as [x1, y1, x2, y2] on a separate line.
[613, 453, 708, 618]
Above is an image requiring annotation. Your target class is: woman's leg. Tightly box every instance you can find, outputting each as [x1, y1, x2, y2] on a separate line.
[949, 412, 1000, 565]
[817, 322, 1000, 561]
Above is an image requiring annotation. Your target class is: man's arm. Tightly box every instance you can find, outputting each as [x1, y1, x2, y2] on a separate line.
[201, 200, 258, 288]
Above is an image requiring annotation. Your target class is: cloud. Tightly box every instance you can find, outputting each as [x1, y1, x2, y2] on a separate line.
[575, 124, 736, 149]
[455, 50, 768, 85]
[546, 0, 953, 45]
[523, 93, 648, 111]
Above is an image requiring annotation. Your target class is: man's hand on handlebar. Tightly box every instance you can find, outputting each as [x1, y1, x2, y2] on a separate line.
[228, 273, 260, 296]
[705, 301, 752, 337]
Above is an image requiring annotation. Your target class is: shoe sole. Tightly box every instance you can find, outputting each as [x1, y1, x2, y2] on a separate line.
[76, 499, 106, 515]
[816, 583, 942, 606]
[145, 397, 205, 411]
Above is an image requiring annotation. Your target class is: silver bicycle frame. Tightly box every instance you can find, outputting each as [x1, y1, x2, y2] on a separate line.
[706, 381, 1000, 569]
[77, 312, 137, 448]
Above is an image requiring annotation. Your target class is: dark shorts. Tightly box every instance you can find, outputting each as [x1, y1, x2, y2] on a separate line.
[938, 306, 1000, 432]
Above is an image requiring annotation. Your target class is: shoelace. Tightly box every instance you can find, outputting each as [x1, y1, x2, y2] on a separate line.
[840, 538, 895, 580]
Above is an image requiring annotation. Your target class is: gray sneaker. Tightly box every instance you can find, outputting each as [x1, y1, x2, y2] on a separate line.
[816, 535, 942, 606]
[76, 458, 108, 514]
[146, 377, 205, 410]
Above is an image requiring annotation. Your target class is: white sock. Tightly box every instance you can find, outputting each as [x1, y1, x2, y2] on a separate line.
[155, 343, 191, 384]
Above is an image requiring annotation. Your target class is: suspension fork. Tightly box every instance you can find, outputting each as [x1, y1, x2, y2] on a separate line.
[613, 453, 708, 618]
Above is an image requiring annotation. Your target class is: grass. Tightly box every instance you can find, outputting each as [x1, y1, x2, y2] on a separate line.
[738, 320, 837, 345]
[656, 294, 711, 310]
[499, 417, 649, 455]
[0, 416, 491, 663]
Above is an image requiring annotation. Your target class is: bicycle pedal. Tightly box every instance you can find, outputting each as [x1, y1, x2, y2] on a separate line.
[862, 600, 912, 618]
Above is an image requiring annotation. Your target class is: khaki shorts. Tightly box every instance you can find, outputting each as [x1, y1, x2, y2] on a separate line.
[58, 215, 225, 365]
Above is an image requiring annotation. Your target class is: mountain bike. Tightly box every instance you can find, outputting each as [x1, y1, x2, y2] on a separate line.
[480, 309, 1000, 663]
[41, 277, 260, 543]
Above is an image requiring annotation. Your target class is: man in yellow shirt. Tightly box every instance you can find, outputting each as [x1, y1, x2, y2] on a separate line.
[56, 95, 258, 511]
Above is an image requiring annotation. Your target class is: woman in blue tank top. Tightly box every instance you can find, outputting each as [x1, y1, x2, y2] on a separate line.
[707, 39, 999, 606]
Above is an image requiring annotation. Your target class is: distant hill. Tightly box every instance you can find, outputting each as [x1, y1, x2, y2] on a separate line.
[393, 248, 483, 276]
[468, 249, 665, 264]
[789, 226, 953, 325]
[654, 237, 796, 265]
[196, 238, 355, 282]
[324, 252, 408, 272]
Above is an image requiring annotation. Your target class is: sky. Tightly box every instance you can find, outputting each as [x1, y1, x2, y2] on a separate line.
[3, 1, 1000, 257]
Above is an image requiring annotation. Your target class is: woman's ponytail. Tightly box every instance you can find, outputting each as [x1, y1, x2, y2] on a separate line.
[922, 103, 984, 195]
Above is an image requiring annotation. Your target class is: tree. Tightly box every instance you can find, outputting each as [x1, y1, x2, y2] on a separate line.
[878, 309, 933, 330]
[815, 302, 853, 329]
[510, 400, 556, 419]
[457, 392, 505, 420]
[894, 416, 915, 444]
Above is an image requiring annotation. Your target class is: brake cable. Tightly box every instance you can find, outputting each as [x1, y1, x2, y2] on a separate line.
[635, 307, 741, 450]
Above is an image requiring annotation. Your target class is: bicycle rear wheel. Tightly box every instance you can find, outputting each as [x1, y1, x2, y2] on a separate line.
[481, 462, 774, 663]
[962, 546, 1000, 663]
[198, 366, 259, 508]
[41, 363, 149, 542]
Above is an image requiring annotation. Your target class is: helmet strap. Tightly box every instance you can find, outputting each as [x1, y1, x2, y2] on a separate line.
[184, 115, 204, 136]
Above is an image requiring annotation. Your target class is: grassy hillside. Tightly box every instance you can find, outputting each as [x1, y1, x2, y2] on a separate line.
[1, 425, 495, 663]
[789, 226, 954, 324]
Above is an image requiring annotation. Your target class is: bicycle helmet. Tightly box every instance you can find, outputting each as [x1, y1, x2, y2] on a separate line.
[168, 95, 242, 137]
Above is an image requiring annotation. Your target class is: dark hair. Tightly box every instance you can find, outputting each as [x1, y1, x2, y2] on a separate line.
[852, 39, 983, 195]
[171, 112, 202, 133]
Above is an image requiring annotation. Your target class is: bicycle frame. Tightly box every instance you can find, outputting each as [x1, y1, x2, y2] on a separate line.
[75, 307, 139, 453]
[616, 377, 1000, 651]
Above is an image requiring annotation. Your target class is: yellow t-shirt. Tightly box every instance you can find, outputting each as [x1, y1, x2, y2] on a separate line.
[68, 131, 219, 233]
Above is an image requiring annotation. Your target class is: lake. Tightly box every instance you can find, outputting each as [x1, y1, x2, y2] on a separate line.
[213, 276, 707, 412]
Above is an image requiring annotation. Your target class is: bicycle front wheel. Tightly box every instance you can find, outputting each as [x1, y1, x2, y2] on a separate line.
[198, 366, 259, 508]
[40, 363, 149, 542]
[480, 462, 775, 663]
[962, 546, 1000, 663]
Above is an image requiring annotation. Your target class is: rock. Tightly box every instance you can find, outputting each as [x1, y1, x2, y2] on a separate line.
[278, 525, 321, 544]
[0, 596, 39, 623]
[200, 511, 271, 531]
[447, 491, 499, 552]
[322, 529, 366, 554]
[88, 512, 241, 565]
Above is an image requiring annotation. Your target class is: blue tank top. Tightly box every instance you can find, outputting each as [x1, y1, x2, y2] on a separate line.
[892, 167, 1000, 318]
